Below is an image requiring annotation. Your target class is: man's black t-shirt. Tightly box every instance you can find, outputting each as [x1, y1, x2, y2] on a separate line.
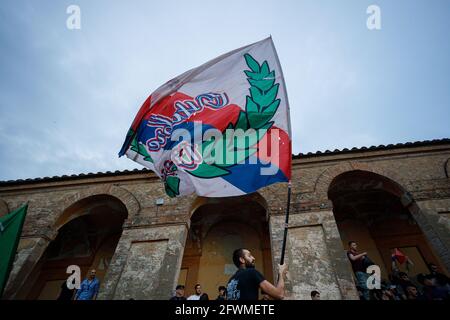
[347, 250, 365, 273]
[227, 268, 265, 300]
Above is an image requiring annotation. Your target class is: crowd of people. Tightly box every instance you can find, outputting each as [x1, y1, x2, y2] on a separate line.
[57, 243, 449, 301]
[170, 243, 449, 301]
[169, 284, 226, 301]
[347, 241, 450, 301]
[170, 248, 288, 301]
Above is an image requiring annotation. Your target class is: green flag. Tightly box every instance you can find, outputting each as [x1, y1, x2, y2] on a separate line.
[0, 203, 28, 298]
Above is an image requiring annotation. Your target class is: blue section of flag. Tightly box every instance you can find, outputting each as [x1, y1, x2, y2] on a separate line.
[136, 121, 216, 151]
[220, 160, 288, 194]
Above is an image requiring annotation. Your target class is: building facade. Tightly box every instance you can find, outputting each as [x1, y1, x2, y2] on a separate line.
[1, 139, 449, 300]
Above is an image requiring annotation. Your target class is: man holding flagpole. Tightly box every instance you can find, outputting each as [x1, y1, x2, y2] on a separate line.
[227, 248, 288, 300]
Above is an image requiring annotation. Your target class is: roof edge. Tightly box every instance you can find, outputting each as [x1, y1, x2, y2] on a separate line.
[1, 138, 449, 187]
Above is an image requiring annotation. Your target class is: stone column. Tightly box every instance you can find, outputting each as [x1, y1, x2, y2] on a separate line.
[413, 199, 450, 272]
[98, 219, 188, 300]
[3, 227, 57, 299]
[269, 210, 359, 300]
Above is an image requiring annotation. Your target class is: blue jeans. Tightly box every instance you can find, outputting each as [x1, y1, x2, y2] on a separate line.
[355, 271, 370, 300]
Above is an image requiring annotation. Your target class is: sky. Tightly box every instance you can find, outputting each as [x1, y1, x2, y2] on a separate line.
[0, 0, 449, 181]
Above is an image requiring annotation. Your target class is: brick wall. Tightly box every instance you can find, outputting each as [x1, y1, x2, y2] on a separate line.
[1, 140, 449, 299]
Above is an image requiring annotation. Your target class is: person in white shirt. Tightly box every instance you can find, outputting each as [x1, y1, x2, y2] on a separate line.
[187, 284, 208, 300]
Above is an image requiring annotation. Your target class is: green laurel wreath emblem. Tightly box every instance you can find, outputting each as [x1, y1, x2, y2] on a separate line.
[164, 173, 180, 198]
[129, 54, 280, 197]
[130, 134, 153, 163]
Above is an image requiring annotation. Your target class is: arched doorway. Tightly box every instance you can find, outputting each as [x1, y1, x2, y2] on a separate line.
[20, 195, 128, 299]
[328, 170, 447, 281]
[179, 194, 273, 299]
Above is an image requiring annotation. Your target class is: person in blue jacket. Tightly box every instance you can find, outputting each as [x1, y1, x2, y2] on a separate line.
[75, 269, 100, 300]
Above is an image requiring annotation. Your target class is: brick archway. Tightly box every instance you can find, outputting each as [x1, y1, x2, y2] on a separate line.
[182, 192, 272, 296]
[56, 184, 140, 228]
[445, 157, 450, 178]
[313, 161, 409, 200]
[188, 192, 268, 219]
[326, 166, 450, 275]
[4, 185, 139, 299]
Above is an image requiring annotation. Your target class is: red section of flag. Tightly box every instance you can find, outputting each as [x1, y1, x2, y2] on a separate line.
[393, 248, 407, 264]
[188, 104, 241, 132]
[130, 95, 152, 131]
[143, 94, 179, 119]
[142, 92, 241, 132]
[256, 126, 292, 180]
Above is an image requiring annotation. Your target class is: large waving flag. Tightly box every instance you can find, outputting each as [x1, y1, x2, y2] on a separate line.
[119, 37, 291, 197]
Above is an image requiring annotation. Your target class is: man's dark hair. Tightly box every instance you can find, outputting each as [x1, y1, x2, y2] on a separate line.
[233, 248, 246, 268]
[311, 290, 320, 297]
[195, 284, 201, 289]
[348, 241, 356, 246]
[218, 286, 226, 292]
[398, 272, 408, 278]
[176, 285, 185, 290]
